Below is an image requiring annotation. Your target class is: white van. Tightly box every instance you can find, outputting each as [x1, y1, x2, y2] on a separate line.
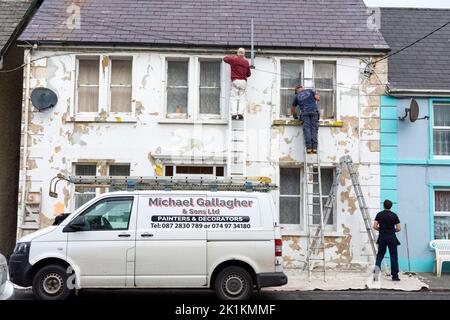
[9, 190, 287, 300]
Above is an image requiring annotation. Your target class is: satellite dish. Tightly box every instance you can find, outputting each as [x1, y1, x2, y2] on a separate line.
[409, 99, 419, 122]
[399, 98, 429, 122]
[31, 88, 58, 111]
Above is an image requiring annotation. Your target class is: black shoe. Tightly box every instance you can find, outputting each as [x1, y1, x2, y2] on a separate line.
[231, 115, 237, 120]
[392, 277, 400, 281]
[238, 114, 244, 120]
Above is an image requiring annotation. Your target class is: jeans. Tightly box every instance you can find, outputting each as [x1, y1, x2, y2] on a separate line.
[230, 80, 247, 115]
[302, 112, 319, 149]
[375, 234, 399, 279]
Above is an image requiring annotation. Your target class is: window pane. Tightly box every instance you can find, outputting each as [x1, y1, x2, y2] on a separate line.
[280, 168, 300, 195]
[111, 59, 132, 85]
[281, 89, 295, 117]
[78, 86, 99, 113]
[314, 62, 336, 119]
[111, 87, 132, 112]
[434, 216, 450, 239]
[434, 104, 450, 127]
[167, 87, 188, 115]
[200, 61, 220, 87]
[109, 165, 130, 176]
[281, 61, 303, 88]
[280, 197, 300, 224]
[433, 130, 450, 156]
[74, 164, 97, 209]
[78, 59, 99, 85]
[435, 191, 450, 212]
[313, 168, 334, 225]
[167, 60, 188, 86]
[200, 88, 221, 114]
[75, 164, 96, 176]
[81, 198, 133, 231]
[75, 193, 96, 210]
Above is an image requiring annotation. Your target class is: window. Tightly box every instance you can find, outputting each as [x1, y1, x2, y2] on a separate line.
[166, 60, 189, 118]
[110, 58, 132, 113]
[313, 61, 336, 119]
[313, 168, 334, 225]
[280, 61, 304, 117]
[279, 168, 301, 225]
[165, 165, 225, 177]
[74, 164, 97, 209]
[199, 60, 221, 116]
[80, 197, 133, 231]
[433, 103, 450, 156]
[77, 58, 100, 113]
[109, 164, 131, 192]
[434, 190, 450, 239]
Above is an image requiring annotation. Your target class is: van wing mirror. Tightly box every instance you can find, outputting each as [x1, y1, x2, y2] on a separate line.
[63, 216, 85, 233]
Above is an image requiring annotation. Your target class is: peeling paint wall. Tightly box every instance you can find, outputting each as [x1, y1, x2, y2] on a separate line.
[18, 49, 385, 270]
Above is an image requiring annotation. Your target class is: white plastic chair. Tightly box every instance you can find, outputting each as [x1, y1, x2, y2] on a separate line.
[429, 240, 450, 277]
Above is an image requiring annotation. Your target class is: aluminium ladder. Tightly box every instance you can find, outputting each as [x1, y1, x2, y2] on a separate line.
[48, 175, 277, 198]
[306, 155, 388, 281]
[304, 146, 327, 281]
[228, 117, 247, 177]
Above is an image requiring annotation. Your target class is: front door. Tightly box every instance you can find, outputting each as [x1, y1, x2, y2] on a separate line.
[135, 194, 207, 287]
[66, 196, 137, 288]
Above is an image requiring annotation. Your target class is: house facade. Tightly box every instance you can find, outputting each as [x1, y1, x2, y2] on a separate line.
[379, 8, 450, 272]
[17, 0, 389, 271]
[0, 0, 41, 257]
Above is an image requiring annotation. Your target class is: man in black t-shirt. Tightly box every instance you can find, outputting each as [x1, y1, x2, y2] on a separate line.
[373, 199, 401, 281]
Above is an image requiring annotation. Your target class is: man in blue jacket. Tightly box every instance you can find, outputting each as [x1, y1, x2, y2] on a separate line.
[291, 85, 321, 154]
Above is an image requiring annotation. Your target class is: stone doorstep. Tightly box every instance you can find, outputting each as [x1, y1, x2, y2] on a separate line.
[264, 270, 430, 292]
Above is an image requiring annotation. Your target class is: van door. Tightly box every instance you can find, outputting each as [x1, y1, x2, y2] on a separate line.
[66, 196, 137, 288]
[135, 194, 207, 287]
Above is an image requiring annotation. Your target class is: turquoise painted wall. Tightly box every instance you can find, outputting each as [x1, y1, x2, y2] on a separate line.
[380, 96, 450, 272]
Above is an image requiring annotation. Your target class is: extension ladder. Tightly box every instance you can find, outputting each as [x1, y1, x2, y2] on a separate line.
[228, 117, 247, 177]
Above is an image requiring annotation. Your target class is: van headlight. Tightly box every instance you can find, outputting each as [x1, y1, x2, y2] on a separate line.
[13, 242, 30, 255]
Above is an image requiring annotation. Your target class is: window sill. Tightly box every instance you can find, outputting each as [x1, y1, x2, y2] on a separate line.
[67, 115, 137, 123]
[273, 119, 343, 127]
[158, 118, 228, 125]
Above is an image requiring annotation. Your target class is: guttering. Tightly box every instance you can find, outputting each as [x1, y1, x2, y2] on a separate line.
[17, 42, 390, 57]
[388, 88, 450, 98]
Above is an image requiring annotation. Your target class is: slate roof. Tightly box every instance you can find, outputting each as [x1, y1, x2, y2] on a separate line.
[19, 0, 389, 51]
[380, 8, 450, 91]
[0, 0, 35, 56]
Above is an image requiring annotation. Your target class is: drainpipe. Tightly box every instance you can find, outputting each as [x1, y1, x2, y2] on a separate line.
[19, 50, 31, 233]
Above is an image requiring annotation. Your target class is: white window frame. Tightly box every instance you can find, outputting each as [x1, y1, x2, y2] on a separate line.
[432, 102, 450, 159]
[279, 167, 303, 233]
[164, 57, 191, 120]
[108, 57, 134, 117]
[434, 189, 450, 239]
[74, 54, 135, 121]
[160, 55, 228, 123]
[279, 60, 305, 117]
[276, 57, 338, 121]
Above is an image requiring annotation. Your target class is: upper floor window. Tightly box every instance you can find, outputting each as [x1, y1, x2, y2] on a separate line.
[434, 190, 450, 239]
[76, 56, 133, 115]
[164, 57, 225, 120]
[313, 61, 336, 119]
[280, 61, 304, 117]
[433, 102, 450, 156]
[164, 165, 225, 178]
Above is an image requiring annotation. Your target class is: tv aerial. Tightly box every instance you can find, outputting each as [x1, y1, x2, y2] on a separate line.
[31, 87, 58, 111]
[399, 98, 429, 122]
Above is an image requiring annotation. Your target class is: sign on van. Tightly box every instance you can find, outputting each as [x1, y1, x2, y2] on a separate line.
[145, 196, 260, 230]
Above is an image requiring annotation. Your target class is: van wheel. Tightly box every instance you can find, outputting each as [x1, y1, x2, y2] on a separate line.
[32, 264, 73, 300]
[214, 266, 253, 300]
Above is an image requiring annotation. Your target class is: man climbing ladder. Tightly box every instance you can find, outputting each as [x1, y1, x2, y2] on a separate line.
[291, 85, 321, 154]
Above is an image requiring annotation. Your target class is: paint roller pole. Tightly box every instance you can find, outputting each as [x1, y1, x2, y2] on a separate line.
[250, 17, 255, 69]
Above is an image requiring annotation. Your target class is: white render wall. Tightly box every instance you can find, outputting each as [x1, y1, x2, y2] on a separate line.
[20, 48, 386, 270]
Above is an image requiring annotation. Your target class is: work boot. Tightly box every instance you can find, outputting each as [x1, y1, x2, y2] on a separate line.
[312, 148, 317, 154]
[238, 114, 244, 120]
[231, 115, 237, 120]
[306, 148, 313, 154]
[392, 276, 400, 282]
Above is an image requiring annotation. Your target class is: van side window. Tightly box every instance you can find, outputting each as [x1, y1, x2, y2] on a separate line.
[80, 197, 133, 231]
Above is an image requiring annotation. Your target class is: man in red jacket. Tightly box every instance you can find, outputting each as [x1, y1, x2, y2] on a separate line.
[224, 48, 251, 120]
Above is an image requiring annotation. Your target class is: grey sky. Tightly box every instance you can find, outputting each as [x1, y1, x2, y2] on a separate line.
[364, 0, 450, 8]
